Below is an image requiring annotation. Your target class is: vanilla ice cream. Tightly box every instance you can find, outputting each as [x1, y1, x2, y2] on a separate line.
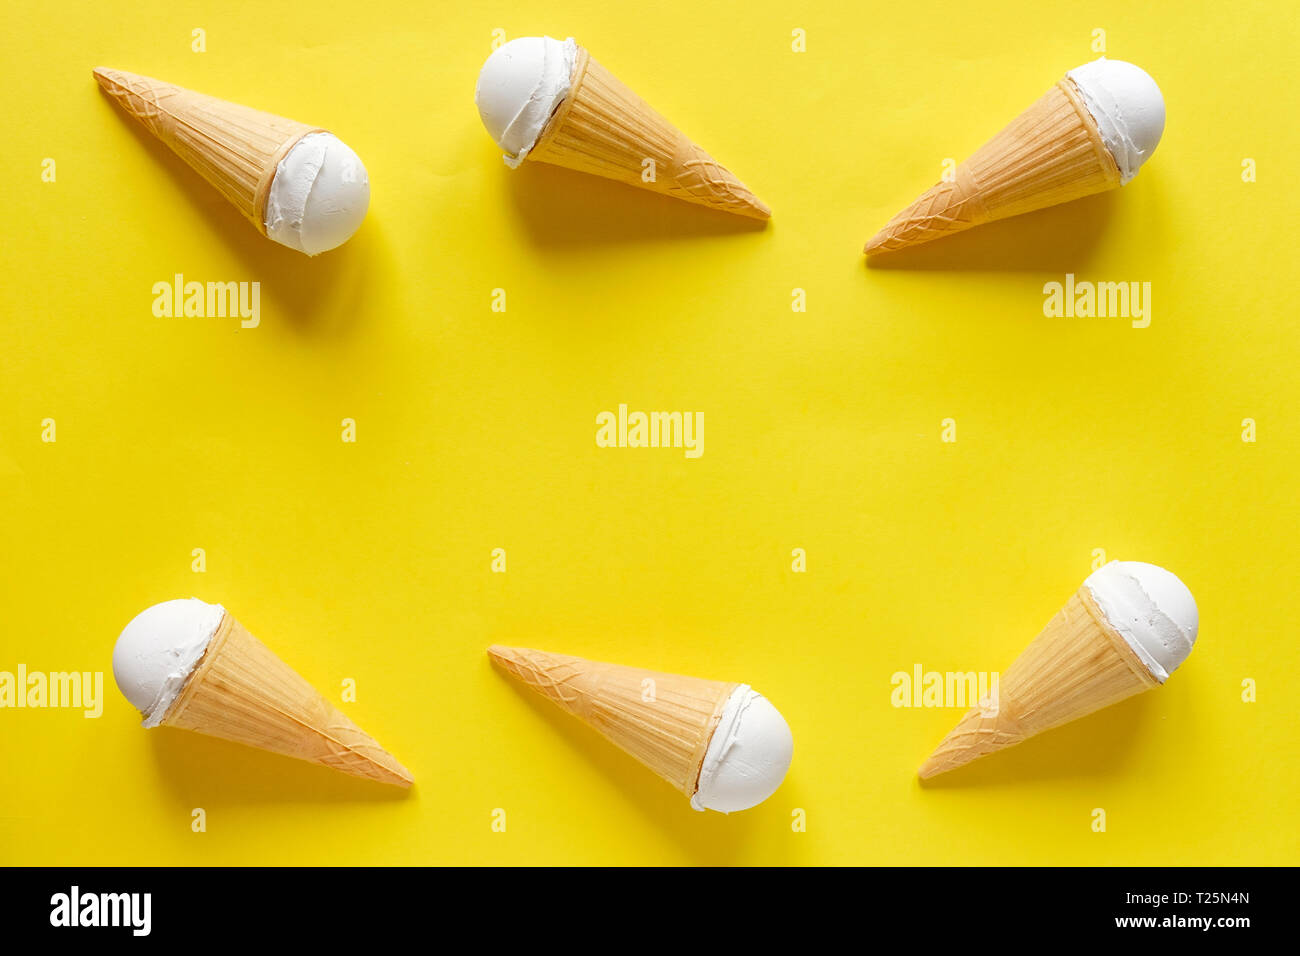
[112, 598, 224, 726]
[475, 36, 577, 168]
[264, 132, 370, 255]
[1084, 561, 1198, 682]
[691, 685, 793, 813]
[1067, 58, 1165, 184]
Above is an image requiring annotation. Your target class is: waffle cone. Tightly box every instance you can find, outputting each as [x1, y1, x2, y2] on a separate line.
[526, 47, 770, 219]
[161, 613, 412, 787]
[865, 78, 1120, 254]
[488, 645, 738, 796]
[94, 68, 320, 234]
[919, 587, 1157, 779]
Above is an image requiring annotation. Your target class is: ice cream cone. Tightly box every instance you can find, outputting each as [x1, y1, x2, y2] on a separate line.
[488, 645, 737, 796]
[919, 587, 1158, 779]
[162, 612, 412, 787]
[526, 47, 770, 219]
[93, 68, 320, 234]
[864, 78, 1120, 254]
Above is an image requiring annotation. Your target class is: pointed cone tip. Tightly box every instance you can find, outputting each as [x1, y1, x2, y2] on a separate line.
[93, 67, 160, 95]
[364, 756, 414, 788]
[374, 744, 415, 786]
[92, 67, 142, 96]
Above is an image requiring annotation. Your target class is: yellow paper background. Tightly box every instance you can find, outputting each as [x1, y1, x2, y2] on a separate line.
[1, 0, 1297, 865]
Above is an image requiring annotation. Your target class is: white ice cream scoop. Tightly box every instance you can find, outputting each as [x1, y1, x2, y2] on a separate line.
[1066, 58, 1166, 184]
[691, 686, 794, 813]
[112, 598, 225, 727]
[475, 36, 577, 168]
[264, 132, 370, 255]
[1084, 561, 1198, 682]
